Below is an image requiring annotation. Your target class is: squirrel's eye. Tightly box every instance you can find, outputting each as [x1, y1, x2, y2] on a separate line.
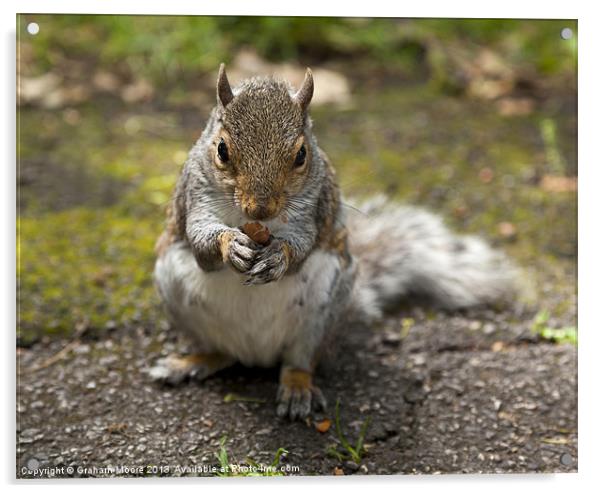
[217, 139, 229, 163]
[294, 145, 306, 167]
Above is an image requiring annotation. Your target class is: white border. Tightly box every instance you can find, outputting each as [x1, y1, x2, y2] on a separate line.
[4, 0, 583, 18]
[3, 1, 600, 491]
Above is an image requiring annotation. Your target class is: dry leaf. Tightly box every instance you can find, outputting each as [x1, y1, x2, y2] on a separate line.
[334, 467, 344, 476]
[496, 97, 535, 116]
[106, 423, 128, 434]
[93, 71, 121, 93]
[491, 341, 505, 352]
[121, 78, 154, 103]
[498, 411, 517, 424]
[478, 167, 494, 184]
[469, 78, 514, 100]
[315, 419, 332, 433]
[453, 204, 468, 219]
[497, 222, 517, 239]
[540, 175, 577, 193]
[19, 73, 61, 103]
[229, 48, 352, 106]
[542, 437, 569, 445]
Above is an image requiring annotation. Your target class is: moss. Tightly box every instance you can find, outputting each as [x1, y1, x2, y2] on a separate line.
[18, 206, 162, 344]
[17, 79, 576, 342]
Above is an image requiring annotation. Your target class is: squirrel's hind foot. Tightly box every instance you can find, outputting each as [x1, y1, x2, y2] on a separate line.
[148, 353, 234, 386]
[276, 367, 327, 420]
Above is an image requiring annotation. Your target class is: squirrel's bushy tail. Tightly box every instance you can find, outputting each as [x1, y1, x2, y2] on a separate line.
[347, 196, 518, 323]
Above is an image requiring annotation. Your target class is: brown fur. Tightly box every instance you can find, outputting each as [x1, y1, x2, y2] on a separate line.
[218, 230, 236, 262]
[154, 204, 179, 257]
[280, 368, 313, 391]
[314, 152, 351, 266]
[217, 79, 310, 220]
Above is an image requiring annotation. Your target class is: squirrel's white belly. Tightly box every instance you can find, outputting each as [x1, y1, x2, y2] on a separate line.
[154, 242, 341, 367]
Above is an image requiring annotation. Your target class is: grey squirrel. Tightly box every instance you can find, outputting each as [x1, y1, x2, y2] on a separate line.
[149, 64, 517, 420]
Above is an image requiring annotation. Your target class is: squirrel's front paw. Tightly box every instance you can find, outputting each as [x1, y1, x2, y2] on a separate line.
[219, 230, 261, 273]
[276, 368, 327, 420]
[243, 240, 290, 285]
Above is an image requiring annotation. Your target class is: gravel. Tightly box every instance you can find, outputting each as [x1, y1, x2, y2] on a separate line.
[16, 303, 577, 478]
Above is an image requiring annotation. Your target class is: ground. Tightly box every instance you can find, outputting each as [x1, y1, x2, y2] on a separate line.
[17, 32, 577, 476]
[17, 300, 576, 477]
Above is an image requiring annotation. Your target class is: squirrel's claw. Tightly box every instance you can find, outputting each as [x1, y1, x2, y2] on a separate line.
[242, 242, 288, 285]
[243, 266, 284, 285]
[276, 368, 327, 420]
[276, 386, 311, 420]
[225, 231, 261, 273]
[311, 386, 327, 411]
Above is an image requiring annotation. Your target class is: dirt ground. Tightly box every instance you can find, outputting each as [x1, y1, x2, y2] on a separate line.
[16, 298, 577, 478]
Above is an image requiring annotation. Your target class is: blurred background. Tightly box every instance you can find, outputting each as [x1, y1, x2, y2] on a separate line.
[17, 15, 577, 346]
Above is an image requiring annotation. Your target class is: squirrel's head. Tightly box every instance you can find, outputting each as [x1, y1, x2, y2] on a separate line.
[208, 64, 315, 221]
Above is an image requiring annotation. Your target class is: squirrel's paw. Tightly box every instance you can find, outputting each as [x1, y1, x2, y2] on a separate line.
[276, 368, 327, 420]
[148, 353, 234, 386]
[243, 241, 289, 285]
[221, 230, 261, 274]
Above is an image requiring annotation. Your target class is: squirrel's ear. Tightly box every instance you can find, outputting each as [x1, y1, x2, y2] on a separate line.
[217, 63, 234, 108]
[293, 68, 313, 111]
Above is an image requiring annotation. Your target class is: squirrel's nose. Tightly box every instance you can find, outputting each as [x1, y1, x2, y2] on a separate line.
[241, 195, 279, 220]
[247, 204, 271, 220]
